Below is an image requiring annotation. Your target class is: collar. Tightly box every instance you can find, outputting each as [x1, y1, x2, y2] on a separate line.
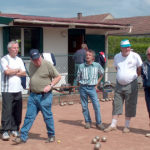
[85, 61, 94, 66]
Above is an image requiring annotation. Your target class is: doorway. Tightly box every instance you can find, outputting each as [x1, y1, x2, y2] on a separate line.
[68, 29, 85, 85]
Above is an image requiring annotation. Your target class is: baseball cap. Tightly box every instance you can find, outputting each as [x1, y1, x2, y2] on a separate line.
[120, 39, 131, 47]
[30, 49, 40, 60]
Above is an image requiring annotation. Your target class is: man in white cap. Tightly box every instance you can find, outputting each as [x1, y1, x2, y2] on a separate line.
[104, 39, 142, 133]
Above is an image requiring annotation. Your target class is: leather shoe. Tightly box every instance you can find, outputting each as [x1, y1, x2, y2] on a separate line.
[146, 133, 150, 137]
[12, 137, 26, 144]
[96, 123, 105, 130]
[85, 123, 91, 129]
[104, 126, 117, 132]
[123, 127, 130, 133]
[46, 136, 55, 143]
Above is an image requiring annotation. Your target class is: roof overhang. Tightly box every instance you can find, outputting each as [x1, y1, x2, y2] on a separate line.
[13, 19, 129, 30]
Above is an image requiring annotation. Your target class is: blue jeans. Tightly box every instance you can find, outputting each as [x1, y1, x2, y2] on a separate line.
[144, 87, 150, 118]
[20, 92, 54, 142]
[79, 85, 102, 125]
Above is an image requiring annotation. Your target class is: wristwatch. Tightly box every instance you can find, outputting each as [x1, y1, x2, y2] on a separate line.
[50, 84, 54, 88]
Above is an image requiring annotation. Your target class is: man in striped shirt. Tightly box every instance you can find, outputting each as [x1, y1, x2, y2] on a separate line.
[77, 49, 105, 130]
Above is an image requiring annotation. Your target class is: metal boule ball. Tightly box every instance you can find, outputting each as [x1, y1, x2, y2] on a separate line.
[91, 138, 97, 144]
[101, 136, 107, 142]
[60, 102, 64, 106]
[105, 98, 109, 101]
[68, 101, 74, 105]
[109, 98, 112, 101]
[63, 102, 67, 105]
[101, 99, 105, 102]
[94, 142, 101, 150]
[95, 136, 100, 141]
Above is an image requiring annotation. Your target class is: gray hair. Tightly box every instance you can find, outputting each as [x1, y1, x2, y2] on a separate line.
[7, 41, 19, 49]
[146, 47, 150, 54]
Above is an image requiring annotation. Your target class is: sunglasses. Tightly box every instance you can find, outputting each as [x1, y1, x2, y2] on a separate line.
[147, 53, 150, 56]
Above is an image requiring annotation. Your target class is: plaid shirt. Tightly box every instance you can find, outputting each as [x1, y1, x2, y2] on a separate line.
[77, 62, 104, 85]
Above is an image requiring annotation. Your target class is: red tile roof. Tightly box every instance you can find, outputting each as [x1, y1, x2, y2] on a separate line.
[104, 16, 150, 35]
[0, 13, 128, 27]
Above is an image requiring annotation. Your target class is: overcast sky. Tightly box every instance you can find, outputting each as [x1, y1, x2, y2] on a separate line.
[0, 0, 150, 18]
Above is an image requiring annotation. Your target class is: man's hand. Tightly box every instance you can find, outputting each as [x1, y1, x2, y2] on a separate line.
[43, 85, 52, 93]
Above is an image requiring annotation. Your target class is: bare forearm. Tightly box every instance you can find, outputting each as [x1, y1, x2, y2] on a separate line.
[96, 74, 103, 87]
[51, 75, 61, 86]
[5, 68, 20, 76]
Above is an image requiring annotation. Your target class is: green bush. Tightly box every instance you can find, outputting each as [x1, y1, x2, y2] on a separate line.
[108, 36, 150, 60]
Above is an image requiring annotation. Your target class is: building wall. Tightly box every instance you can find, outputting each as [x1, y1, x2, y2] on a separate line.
[43, 27, 68, 87]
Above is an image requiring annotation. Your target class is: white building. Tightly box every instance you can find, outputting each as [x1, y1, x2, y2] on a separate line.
[0, 13, 129, 94]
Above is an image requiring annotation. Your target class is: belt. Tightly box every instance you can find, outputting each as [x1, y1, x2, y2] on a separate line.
[31, 91, 51, 95]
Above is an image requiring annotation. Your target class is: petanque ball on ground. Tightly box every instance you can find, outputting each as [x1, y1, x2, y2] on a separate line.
[91, 138, 97, 144]
[60, 102, 64, 106]
[101, 136, 107, 142]
[95, 136, 100, 141]
[94, 142, 101, 150]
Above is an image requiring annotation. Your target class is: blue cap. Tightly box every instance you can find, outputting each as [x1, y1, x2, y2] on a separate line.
[30, 49, 40, 60]
[120, 39, 131, 47]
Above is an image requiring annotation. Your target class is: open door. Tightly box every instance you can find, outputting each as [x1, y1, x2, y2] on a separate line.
[68, 29, 85, 85]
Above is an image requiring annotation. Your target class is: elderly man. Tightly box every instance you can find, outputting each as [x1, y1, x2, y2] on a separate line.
[141, 47, 150, 137]
[13, 49, 61, 144]
[77, 49, 105, 130]
[1, 41, 26, 140]
[104, 39, 142, 133]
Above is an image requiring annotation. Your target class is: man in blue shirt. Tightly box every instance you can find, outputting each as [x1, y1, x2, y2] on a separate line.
[73, 43, 88, 86]
[141, 47, 150, 137]
[77, 49, 105, 130]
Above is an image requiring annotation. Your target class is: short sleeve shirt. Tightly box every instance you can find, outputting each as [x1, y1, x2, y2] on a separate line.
[77, 62, 104, 85]
[1, 54, 26, 92]
[114, 51, 142, 85]
[29, 59, 59, 93]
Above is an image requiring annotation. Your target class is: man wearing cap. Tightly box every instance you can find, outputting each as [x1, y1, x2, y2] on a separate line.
[104, 39, 142, 133]
[13, 49, 61, 144]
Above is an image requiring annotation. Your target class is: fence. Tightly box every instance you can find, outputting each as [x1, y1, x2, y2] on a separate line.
[0, 53, 144, 95]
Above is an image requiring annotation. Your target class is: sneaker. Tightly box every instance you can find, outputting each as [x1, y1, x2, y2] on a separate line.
[123, 127, 130, 133]
[145, 133, 150, 137]
[104, 126, 117, 132]
[12, 137, 26, 144]
[85, 122, 91, 129]
[46, 136, 55, 143]
[11, 131, 19, 137]
[96, 123, 105, 130]
[2, 132, 10, 141]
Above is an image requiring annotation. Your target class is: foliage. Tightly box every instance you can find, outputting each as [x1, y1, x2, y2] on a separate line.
[108, 36, 150, 60]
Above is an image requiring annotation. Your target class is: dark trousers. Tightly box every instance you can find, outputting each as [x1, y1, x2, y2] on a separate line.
[144, 87, 150, 118]
[1, 92, 22, 132]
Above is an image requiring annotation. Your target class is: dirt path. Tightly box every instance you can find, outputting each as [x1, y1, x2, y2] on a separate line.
[0, 90, 150, 150]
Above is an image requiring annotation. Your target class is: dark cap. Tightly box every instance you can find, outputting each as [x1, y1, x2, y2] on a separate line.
[30, 49, 40, 60]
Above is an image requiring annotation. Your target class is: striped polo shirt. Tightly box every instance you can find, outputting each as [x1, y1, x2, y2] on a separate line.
[77, 62, 104, 85]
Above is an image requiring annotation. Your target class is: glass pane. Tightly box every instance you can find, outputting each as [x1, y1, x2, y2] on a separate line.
[9, 27, 21, 56]
[24, 28, 40, 56]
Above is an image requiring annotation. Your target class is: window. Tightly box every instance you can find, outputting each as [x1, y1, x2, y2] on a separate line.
[3, 27, 43, 57]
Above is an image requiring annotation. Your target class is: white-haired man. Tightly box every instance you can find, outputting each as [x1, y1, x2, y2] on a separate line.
[1, 41, 26, 140]
[104, 39, 142, 133]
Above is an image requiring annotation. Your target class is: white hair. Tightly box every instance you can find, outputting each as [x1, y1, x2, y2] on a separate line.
[7, 41, 18, 49]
